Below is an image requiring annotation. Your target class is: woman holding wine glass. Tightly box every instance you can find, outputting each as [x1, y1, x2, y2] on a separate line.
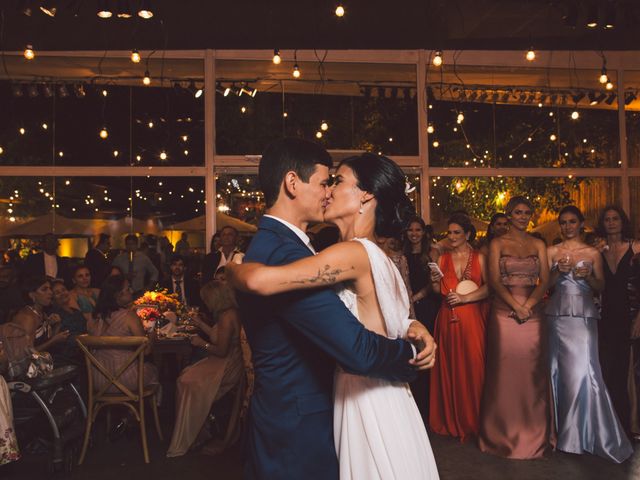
[429, 213, 488, 441]
[478, 196, 553, 459]
[546, 206, 632, 462]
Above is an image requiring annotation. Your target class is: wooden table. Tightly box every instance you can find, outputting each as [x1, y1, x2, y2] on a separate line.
[152, 336, 193, 378]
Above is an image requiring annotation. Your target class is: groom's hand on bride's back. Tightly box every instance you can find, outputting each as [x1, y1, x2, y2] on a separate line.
[407, 321, 437, 371]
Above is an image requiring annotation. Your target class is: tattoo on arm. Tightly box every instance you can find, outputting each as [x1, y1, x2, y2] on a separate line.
[284, 264, 355, 286]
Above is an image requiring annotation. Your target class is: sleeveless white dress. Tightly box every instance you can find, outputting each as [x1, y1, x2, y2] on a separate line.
[334, 238, 440, 480]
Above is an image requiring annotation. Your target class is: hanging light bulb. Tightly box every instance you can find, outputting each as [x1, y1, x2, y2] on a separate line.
[427, 125, 435, 134]
[432, 51, 443, 67]
[143, 70, 151, 86]
[159, 150, 168, 160]
[138, 0, 153, 19]
[131, 49, 141, 63]
[316, 131, 323, 139]
[273, 48, 281, 64]
[571, 111, 580, 120]
[599, 68, 609, 84]
[97, 0, 112, 18]
[117, 0, 132, 18]
[456, 112, 464, 124]
[24, 44, 35, 60]
[335, 3, 345, 17]
[526, 48, 536, 62]
[320, 121, 329, 131]
[195, 87, 203, 98]
[606, 81, 614, 91]
[99, 127, 108, 139]
[292, 64, 301, 78]
[223, 86, 231, 97]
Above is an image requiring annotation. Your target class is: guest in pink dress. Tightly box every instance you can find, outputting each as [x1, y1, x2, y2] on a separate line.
[87, 275, 158, 393]
[478, 196, 555, 459]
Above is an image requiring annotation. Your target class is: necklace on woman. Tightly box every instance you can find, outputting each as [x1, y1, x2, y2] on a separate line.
[26, 304, 43, 319]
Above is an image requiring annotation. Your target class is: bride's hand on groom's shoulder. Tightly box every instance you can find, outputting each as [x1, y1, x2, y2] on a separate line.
[407, 321, 436, 371]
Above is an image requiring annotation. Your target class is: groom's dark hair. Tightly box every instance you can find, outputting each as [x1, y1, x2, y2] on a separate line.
[259, 138, 332, 208]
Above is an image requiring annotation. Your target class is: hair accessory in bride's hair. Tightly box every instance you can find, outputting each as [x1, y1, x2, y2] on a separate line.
[405, 182, 416, 194]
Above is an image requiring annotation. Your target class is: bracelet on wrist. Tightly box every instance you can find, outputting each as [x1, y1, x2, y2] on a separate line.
[204, 343, 211, 350]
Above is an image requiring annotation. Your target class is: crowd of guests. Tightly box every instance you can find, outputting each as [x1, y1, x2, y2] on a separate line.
[380, 199, 637, 464]
[1, 201, 640, 466]
[0, 226, 249, 464]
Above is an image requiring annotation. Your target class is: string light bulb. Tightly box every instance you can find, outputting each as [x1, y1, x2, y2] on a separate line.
[138, 0, 154, 19]
[293, 64, 301, 78]
[432, 51, 443, 67]
[273, 48, 281, 64]
[131, 49, 141, 63]
[599, 68, 609, 84]
[571, 111, 580, 120]
[335, 3, 345, 17]
[456, 112, 464, 124]
[427, 125, 435, 134]
[143, 70, 151, 86]
[320, 121, 329, 131]
[99, 127, 108, 139]
[606, 81, 614, 91]
[24, 44, 35, 60]
[526, 48, 536, 62]
[316, 131, 323, 139]
[159, 151, 167, 160]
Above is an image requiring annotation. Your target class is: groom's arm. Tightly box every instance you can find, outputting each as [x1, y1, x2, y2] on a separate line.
[272, 243, 418, 383]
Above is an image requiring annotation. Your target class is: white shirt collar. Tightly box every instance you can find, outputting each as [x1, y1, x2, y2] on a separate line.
[264, 214, 314, 253]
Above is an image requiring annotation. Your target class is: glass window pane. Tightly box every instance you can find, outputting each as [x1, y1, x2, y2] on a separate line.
[429, 176, 620, 241]
[216, 60, 417, 155]
[426, 67, 620, 168]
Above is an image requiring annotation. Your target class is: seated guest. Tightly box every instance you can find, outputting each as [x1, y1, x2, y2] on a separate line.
[69, 265, 100, 322]
[166, 280, 244, 457]
[21, 234, 70, 285]
[0, 341, 20, 465]
[11, 276, 70, 354]
[159, 255, 201, 307]
[84, 233, 111, 288]
[87, 275, 158, 393]
[50, 279, 88, 366]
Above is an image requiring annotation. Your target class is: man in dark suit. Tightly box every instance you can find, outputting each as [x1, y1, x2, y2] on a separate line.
[159, 255, 201, 307]
[238, 138, 435, 480]
[21, 233, 70, 285]
[84, 233, 111, 288]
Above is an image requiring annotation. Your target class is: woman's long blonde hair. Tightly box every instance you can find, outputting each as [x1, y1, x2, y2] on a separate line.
[200, 280, 237, 319]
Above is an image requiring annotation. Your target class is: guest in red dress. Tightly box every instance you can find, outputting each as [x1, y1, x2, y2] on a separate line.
[429, 213, 488, 441]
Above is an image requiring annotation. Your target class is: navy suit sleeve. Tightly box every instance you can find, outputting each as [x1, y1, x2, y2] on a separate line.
[270, 242, 417, 383]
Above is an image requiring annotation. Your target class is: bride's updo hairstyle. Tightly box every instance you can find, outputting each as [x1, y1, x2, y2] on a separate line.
[338, 153, 415, 237]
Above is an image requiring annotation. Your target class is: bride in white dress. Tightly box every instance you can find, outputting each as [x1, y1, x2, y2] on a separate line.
[229, 153, 439, 480]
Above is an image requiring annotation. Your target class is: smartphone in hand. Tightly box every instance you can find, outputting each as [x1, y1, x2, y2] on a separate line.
[427, 262, 444, 278]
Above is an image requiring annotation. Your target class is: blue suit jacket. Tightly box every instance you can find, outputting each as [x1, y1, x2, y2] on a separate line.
[240, 216, 417, 480]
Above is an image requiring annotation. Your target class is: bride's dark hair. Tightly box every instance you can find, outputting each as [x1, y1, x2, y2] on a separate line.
[338, 153, 415, 237]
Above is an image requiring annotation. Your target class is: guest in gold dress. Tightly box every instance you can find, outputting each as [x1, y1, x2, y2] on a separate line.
[478, 196, 554, 459]
[166, 280, 244, 457]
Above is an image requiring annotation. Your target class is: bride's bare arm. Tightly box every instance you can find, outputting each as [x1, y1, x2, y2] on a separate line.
[227, 241, 370, 295]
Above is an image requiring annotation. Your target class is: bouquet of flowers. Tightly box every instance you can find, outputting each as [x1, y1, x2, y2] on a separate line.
[134, 289, 187, 330]
[136, 307, 163, 331]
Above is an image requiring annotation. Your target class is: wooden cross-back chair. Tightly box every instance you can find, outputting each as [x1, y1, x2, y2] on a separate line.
[75, 335, 162, 464]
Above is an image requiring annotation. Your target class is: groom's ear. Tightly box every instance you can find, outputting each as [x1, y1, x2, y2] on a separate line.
[283, 171, 298, 199]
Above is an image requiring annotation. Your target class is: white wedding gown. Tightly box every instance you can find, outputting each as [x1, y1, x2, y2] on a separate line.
[334, 238, 440, 480]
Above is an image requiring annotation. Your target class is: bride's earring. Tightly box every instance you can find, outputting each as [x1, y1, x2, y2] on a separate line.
[359, 201, 364, 214]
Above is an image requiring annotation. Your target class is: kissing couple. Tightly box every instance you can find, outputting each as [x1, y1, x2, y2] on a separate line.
[228, 138, 440, 480]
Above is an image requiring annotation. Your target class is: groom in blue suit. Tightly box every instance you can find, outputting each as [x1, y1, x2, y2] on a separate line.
[238, 138, 436, 480]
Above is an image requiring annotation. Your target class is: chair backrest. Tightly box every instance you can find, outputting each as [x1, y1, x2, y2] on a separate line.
[75, 335, 148, 401]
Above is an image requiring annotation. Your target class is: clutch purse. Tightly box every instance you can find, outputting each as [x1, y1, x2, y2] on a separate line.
[455, 279, 479, 295]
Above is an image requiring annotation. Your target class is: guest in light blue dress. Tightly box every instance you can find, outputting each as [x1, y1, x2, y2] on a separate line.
[546, 206, 633, 463]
